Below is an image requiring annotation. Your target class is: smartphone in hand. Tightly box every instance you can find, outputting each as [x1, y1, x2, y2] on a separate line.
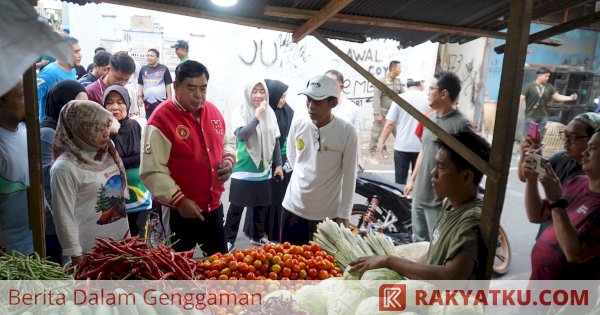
[528, 153, 549, 174]
[528, 122, 539, 141]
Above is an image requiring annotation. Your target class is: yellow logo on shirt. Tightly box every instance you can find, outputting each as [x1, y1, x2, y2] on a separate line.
[297, 138, 305, 151]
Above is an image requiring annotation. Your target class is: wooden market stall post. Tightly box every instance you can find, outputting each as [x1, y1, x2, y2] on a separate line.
[25, 0, 46, 256]
[312, 0, 533, 279]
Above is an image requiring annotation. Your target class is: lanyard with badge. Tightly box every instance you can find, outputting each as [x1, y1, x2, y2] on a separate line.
[534, 84, 545, 109]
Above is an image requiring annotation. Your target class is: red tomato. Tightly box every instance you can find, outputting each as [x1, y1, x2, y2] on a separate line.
[308, 268, 318, 278]
[289, 246, 300, 255]
[275, 244, 284, 252]
[246, 272, 256, 280]
[318, 270, 329, 280]
[229, 261, 238, 271]
[260, 264, 269, 273]
[253, 260, 262, 268]
[234, 252, 245, 261]
[232, 271, 243, 279]
[248, 265, 256, 273]
[268, 272, 278, 280]
[257, 253, 266, 262]
[291, 265, 301, 273]
[284, 259, 293, 268]
[316, 261, 327, 270]
[208, 270, 219, 278]
[302, 251, 313, 259]
[218, 274, 229, 280]
[326, 254, 335, 262]
[282, 267, 291, 277]
[290, 272, 298, 280]
[298, 262, 307, 270]
[257, 276, 266, 280]
[238, 262, 249, 273]
[229, 276, 238, 281]
[310, 243, 320, 252]
[268, 249, 277, 256]
[265, 253, 274, 261]
[283, 242, 291, 249]
[282, 254, 292, 261]
[306, 260, 316, 269]
[243, 256, 254, 265]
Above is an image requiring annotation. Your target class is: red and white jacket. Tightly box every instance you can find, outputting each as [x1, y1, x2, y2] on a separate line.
[140, 98, 236, 212]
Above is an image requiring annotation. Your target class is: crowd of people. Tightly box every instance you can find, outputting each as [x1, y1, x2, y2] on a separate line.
[0, 32, 598, 281]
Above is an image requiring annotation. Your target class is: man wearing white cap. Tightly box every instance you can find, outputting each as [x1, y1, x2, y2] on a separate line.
[379, 77, 429, 184]
[281, 75, 358, 245]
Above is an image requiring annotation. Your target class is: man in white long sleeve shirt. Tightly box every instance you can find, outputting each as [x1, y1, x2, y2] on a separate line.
[281, 75, 358, 245]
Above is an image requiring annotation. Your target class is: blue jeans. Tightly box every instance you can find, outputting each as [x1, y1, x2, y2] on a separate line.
[394, 151, 419, 185]
[523, 117, 548, 140]
[411, 199, 441, 242]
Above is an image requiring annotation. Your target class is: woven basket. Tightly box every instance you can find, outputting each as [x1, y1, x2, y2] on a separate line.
[542, 122, 566, 158]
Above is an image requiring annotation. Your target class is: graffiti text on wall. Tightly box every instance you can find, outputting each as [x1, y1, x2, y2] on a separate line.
[238, 33, 309, 78]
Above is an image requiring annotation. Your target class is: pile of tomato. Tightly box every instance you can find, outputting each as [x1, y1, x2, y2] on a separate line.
[196, 242, 342, 281]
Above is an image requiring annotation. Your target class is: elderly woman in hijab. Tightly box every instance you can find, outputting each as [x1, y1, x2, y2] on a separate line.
[523, 113, 600, 279]
[40, 80, 87, 263]
[103, 86, 151, 237]
[224, 80, 283, 251]
[50, 100, 129, 265]
[252, 79, 293, 243]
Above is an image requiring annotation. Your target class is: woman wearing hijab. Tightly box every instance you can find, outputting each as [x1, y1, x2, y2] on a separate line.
[103, 86, 151, 237]
[251, 79, 293, 242]
[40, 80, 87, 264]
[224, 80, 283, 250]
[50, 100, 129, 265]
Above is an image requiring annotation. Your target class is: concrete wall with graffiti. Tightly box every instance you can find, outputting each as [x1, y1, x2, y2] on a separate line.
[438, 38, 487, 125]
[66, 3, 438, 152]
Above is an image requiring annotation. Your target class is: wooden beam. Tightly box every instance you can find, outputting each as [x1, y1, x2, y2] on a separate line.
[266, 5, 508, 40]
[23, 65, 46, 256]
[494, 10, 600, 53]
[313, 33, 499, 183]
[292, 0, 353, 43]
[481, 0, 533, 279]
[490, 0, 590, 31]
[100, 0, 366, 42]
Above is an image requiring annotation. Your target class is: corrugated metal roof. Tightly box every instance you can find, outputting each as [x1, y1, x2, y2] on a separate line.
[61, 0, 593, 46]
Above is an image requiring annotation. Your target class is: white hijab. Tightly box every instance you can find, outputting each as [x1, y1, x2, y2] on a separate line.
[232, 80, 280, 169]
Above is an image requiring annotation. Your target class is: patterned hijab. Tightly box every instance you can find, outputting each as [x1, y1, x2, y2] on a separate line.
[233, 80, 280, 169]
[53, 100, 128, 197]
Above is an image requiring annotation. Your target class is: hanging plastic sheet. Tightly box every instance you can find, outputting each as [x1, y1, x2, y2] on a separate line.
[0, 0, 72, 96]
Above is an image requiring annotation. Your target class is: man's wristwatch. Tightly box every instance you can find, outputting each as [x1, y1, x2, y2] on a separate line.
[548, 198, 568, 210]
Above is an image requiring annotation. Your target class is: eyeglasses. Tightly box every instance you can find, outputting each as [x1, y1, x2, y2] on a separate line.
[559, 131, 589, 142]
[313, 128, 321, 152]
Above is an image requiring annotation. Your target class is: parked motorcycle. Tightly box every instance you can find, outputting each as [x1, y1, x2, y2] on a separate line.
[352, 171, 511, 277]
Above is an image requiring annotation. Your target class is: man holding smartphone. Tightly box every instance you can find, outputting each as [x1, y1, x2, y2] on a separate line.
[520, 67, 577, 139]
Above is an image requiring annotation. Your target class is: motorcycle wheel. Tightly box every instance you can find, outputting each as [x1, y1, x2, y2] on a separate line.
[350, 204, 389, 233]
[493, 226, 511, 277]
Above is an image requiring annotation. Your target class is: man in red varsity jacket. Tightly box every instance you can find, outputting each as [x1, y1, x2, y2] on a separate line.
[140, 61, 236, 254]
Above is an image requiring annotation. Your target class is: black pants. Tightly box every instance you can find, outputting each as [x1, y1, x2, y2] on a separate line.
[169, 204, 226, 255]
[394, 150, 419, 185]
[280, 208, 320, 246]
[45, 234, 62, 265]
[144, 101, 163, 119]
[225, 204, 266, 243]
[127, 210, 150, 237]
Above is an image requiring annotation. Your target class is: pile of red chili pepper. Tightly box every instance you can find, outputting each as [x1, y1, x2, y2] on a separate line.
[69, 237, 196, 280]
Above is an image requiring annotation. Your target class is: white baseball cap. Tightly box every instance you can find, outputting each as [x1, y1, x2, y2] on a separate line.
[299, 75, 339, 101]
